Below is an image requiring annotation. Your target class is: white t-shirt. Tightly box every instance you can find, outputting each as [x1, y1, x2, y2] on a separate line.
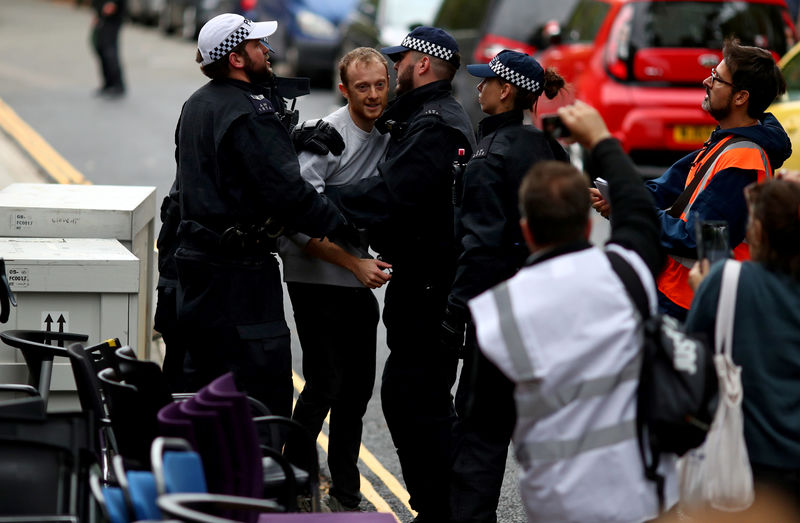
[279, 105, 389, 287]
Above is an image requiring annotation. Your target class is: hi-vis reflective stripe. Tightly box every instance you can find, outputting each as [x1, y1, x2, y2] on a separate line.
[517, 355, 641, 421]
[517, 419, 636, 462]
[682, 139, 770, 219]
[492, 282, 536, 381]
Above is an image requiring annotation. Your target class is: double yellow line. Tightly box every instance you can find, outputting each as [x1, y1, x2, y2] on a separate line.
[292, 371, 415, 522]
[0, 98, 89, 185]
[0, 93, 412, 521]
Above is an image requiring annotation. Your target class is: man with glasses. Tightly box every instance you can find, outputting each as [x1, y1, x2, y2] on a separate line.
[591, 38, 791, 320]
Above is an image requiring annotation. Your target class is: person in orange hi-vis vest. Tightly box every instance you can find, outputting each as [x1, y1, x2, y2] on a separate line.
[591, 37, 792, 320]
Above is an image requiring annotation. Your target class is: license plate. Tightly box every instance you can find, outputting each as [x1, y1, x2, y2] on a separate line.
[673, 125, 715, 144]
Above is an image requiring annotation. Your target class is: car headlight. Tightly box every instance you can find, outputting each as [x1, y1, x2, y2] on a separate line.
[296, 9, 337, 39]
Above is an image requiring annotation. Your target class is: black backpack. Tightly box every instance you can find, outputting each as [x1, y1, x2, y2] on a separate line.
[607, 251, 718, 510]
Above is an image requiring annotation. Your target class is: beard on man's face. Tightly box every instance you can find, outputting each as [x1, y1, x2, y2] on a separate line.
[702, 87, 732, 122]
[395, 63, 414, 96]
[243, 54, 273, 84]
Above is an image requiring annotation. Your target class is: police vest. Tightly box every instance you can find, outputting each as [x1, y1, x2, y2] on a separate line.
[658, 135, 772, 310]
[470, 245, 676, 521]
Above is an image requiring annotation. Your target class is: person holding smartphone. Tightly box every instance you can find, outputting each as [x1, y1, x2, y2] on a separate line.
[590, 38, 791, 320]
[686, 179, 800, 510]
[443, 49, 568, 523]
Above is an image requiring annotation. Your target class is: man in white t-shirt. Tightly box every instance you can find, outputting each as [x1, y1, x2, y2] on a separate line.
[279, 47, 391, 512]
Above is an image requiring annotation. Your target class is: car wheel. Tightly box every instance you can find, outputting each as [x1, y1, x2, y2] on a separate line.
[180, 5, 197, 40]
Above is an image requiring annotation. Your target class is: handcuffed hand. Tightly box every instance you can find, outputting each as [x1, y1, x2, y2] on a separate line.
[291, 120, 346, 156]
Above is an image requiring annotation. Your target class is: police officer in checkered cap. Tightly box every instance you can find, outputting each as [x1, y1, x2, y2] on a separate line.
[323, 25, 477, 522]
[446, 49, 570, 523]
[159, 13, 356, 419]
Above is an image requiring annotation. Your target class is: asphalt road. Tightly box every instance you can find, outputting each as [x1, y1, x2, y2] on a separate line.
[0, 1, 538, 521]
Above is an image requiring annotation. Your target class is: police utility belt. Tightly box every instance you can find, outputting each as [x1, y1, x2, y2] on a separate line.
[181, 219, 284, 254]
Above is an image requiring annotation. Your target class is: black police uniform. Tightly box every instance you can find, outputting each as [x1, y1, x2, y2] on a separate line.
[327, 79, 476, 519]
[449, 110, 568, 522]
[91, 0, 126, 94]
[173, 77, 347, 418]
[155, 76, 302, 394]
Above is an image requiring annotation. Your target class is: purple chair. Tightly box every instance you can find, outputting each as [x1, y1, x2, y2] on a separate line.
[178, 396, 237, 496]
[157, 400, 199, 450]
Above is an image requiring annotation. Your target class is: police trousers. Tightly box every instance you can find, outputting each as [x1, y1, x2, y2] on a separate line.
[381, 270, 458, 518]
[174, 248, 292, 418]
[284, 282, 379, 507]
[450, 332, 516, 523]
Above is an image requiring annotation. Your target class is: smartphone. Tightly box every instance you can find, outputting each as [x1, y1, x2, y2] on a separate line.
[695, 220, 731, 264]
[541, 114, 571, 139]
[593, 177, 610, 201]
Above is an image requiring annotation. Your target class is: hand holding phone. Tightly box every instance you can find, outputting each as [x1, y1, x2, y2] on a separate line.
[541, 114, 571, 139]
[593, 177, 610, 202]
[695, 220, 732, 264]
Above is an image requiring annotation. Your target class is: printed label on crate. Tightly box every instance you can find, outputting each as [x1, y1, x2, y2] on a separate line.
[10, 211, 33, 231]
[7, 267, 29, 288]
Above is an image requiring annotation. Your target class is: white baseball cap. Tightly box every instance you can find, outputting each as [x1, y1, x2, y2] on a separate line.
[198, 13, 277, 66]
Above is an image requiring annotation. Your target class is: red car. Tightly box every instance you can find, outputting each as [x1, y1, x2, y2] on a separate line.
[536, 0, 796, 166]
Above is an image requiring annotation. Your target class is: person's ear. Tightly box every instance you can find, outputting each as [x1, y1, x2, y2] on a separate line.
[734, 89, 750, 108]
[418, 55, 430, 75]
[520, 217, 536, 252]
[500, 82, 513, 101]
[229, 51, 245, 70]
[338, 82, 349, 101]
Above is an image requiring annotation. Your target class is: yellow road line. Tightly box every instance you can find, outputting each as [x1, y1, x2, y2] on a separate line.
[315, 425, 399, 522]
[0, 97, 89, 185]
[291, 370, 415, 519]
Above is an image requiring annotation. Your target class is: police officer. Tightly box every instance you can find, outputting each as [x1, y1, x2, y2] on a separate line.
[326, 26, 476, 522]
[443, 50, 568, 523]
[171, 13, 351, 419]
[155, 63, 343, 394]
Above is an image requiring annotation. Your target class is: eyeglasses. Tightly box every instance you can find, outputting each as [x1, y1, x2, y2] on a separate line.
[710, 68, 736, 89]
[260, 37, 273, 52]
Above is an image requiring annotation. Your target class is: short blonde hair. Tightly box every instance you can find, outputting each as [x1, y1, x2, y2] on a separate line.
[338, 47, 388, 87]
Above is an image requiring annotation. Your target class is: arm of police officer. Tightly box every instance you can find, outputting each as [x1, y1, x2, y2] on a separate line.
[302, 237, 392, 289]
[226, 114, 348, 240]
[558, 101, 663, 277]
[292, 120, 345, 156]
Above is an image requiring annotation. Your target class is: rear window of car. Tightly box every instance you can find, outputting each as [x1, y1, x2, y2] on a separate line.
[561, 0, 612, 43]
[484, 0, 580, 42]
[629, 1, 791, 55]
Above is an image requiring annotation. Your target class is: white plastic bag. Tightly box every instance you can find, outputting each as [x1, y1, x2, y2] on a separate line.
[679, 260, 754, 512]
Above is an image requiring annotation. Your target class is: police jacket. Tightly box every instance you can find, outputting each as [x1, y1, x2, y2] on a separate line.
[646, 113, 791, 310]
[326, 80, 476, 274]
[175, 77, 346, 257]
[469, 138, 675, 522]
[448, 109, 567, 315]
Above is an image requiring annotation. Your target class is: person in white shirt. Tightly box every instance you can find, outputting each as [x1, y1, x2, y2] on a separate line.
[279, 47, 391, 512]
[469, 102, 678, 522]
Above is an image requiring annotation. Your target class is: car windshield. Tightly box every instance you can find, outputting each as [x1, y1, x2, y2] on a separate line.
[485, 0, 579, 42]
[629, 1, 791, 55]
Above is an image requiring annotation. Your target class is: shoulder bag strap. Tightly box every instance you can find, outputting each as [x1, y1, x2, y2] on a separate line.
[606, 251, 650, 321]
[606, 250, 665, 511]
[667, 136, 750, 219]
[714, 260, 742, 357]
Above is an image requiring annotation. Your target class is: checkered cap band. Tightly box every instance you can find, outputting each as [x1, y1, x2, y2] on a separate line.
[401, 35, 454, 62]
[489, 55, 541, 93]
[208, 19, 253, 62]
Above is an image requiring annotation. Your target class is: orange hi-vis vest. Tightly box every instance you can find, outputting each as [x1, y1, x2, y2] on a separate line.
[657, 135, 772, 310]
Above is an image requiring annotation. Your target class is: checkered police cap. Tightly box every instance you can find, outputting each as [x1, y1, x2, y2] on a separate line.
[466, 50, 544, 94]
[198, 13, 277, 66]
[381, 26, 461, 68]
